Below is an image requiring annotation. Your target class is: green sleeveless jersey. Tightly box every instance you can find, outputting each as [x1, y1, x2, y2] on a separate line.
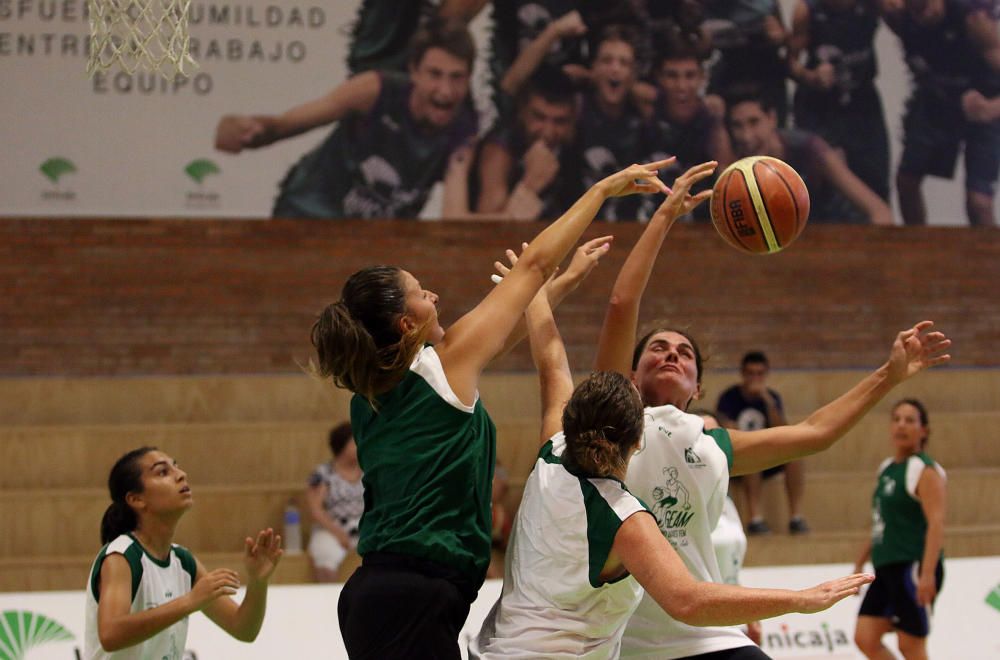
[870, 452, 946, 568]
[351, 346, 496, 587]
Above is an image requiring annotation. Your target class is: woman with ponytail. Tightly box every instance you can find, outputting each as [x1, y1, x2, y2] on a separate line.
[853, 399, 947, 660]
[312, 160, 674, 659]
[85, 447, 282, 659]
[474, 181, 878, 660]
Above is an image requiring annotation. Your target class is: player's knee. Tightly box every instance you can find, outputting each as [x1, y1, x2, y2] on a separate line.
[966, 190, 995, 226]
[895, 631, 927, 656]
[854, 628, 881, 654]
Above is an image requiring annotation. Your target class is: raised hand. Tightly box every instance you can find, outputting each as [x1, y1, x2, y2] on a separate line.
[551, 10, 587, 39]
[190, 568, 241, 610]
[797, 573, 874, 613]
[651, 161, 718, 225]
[243, 528, 284, 584]
[599, 159, 675, 198]
[559, 235, 614, 287]
[885, 321, 951, 384]
[492, 242, 528, 283]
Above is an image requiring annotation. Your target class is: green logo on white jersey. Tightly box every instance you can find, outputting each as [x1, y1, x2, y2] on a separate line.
[652, 467, 695, 534]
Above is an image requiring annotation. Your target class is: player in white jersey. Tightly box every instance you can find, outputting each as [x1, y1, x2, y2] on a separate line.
[474, 252, 874, 659]
[593, 161, 952, 659]
[85, 447, 282, 659]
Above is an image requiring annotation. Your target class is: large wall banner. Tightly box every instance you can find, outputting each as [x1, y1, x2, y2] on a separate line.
[0, 0, 991, 223]
[2, 558, 999, 659]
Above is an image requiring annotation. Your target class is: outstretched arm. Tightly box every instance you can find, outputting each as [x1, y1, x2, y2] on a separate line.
[729, 322, 951, 475]
[526, 289, 574, 444]
[437, 161, 671, 405]
[202, 528, 283, 642]
[594, 161, 717, 376]
[819, 143, 893, 225]
[215, 72, 381, 153]
[615, 511, 873, 625]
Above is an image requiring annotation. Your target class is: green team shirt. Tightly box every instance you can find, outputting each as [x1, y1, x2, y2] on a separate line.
[351, 346, 496, 587]
[870, 452, 946, 568]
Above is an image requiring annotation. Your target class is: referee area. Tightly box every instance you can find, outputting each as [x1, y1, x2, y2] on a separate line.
[2, 220, 999, 658]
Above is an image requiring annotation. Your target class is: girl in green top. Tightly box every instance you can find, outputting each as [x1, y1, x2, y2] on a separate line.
[310, 160, 673, 659]
[854, 399, 947, 660]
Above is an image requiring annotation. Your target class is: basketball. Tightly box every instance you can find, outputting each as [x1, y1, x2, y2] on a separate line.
[709, 156, 810, 255]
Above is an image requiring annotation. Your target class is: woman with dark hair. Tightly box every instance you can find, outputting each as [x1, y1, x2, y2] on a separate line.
[305, 422, 364, 582]
[85, 447, 282, 659]
[853, 399, 946, 660]
[592, 162, 952, 659]
[311, 161, 673, 658]
[473, 273, 873, 659]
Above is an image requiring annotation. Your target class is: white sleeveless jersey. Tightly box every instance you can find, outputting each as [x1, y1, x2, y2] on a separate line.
[473, 433, 651, 659]
[621, 405, 754, 658]
[85, 534, 197, 660]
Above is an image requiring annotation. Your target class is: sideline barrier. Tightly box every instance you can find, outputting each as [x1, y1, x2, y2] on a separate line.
[3, 557, 998, 659]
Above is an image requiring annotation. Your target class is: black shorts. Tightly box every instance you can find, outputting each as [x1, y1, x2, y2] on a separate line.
[858, 560, 944, 637]
[338, 553, 475, 659]
[680, 646, 770, 659]
[899, 87, 1000, 196]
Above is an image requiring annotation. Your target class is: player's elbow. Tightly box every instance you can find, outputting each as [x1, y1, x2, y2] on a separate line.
[99, 627, 126, 652]
[606, 293, 640, 317]
[665, 600, 702, 625]
[662, 593, 717, 626]
[654, 584, 711, 626]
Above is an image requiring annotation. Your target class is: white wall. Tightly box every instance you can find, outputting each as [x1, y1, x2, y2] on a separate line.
[5, 557, 1000, 659]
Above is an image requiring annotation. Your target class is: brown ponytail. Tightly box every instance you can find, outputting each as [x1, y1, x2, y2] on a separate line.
[311, 266, 428, 404]
[562, 371, 645, 477]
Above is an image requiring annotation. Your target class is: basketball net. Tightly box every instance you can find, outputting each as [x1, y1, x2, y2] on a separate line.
[86, 0, 197, 79]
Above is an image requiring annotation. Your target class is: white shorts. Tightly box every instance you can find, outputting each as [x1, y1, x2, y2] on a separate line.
[308, 528, 349, 571]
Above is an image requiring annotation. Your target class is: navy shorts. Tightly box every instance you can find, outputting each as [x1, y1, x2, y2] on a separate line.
[858, 560, 944, 637]
[899, 87, 1000, 197]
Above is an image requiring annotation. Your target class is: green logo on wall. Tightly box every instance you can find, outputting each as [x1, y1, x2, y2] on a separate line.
[987, 584, 1000, 613]
[185, 159, 220, 184]
[39, 157, 76, 183]
[0, 610, 74, 659]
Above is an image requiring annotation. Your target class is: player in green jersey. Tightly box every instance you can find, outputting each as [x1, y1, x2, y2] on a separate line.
[853, 399, 946, 660]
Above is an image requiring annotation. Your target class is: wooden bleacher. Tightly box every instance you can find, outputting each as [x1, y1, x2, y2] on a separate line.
[2, 369, 999, 591]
